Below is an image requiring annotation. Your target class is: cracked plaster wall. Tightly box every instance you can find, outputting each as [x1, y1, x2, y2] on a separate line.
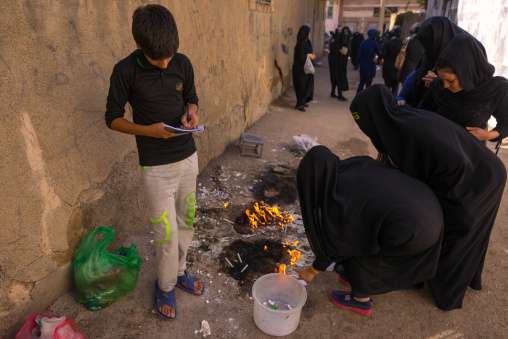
[0, 0, 325, 335]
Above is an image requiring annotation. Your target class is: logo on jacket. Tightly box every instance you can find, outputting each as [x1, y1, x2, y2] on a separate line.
[176, 82, 183, 91]
[352, 112, 360, 120]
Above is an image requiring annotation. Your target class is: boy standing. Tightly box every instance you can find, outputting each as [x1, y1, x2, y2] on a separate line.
[105, 4, 204, 320]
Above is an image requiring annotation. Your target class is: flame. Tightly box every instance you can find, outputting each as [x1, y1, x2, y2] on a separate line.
[285, 240, 300, 247]
[223, 202, 229, 208]
[264, 245, 267, 251]
[279, 264, 286, 274]
[288, 249, 301, 266]
[245, 201, 293, 229]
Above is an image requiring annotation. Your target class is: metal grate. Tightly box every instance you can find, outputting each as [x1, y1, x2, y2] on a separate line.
[256, 0, 272, 4]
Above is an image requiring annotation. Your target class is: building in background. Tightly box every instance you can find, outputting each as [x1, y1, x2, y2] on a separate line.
[325, 0, 341, 34]
[332, 0, 423, 33]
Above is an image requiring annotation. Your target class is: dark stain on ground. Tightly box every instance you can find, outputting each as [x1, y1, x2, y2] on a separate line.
[233, 211, 254, 235]
[219, 239, 293, 289]
[250, 170, 298, 205]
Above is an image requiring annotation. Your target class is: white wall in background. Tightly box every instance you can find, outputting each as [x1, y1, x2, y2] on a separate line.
[458, 0, 508, 78]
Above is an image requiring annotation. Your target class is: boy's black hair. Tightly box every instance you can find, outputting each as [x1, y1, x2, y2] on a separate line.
[435, 58, 456, 74]
[132, 4, 179, 60]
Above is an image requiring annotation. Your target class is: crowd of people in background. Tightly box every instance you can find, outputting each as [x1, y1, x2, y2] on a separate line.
[293, 16, 508, 316]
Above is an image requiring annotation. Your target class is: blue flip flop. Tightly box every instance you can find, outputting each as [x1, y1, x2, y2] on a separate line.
[176, 270, 205, 295]
[154, 280, 177, 320]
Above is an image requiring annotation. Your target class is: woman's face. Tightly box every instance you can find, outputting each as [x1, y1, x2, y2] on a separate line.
[438, 70, 464, 93]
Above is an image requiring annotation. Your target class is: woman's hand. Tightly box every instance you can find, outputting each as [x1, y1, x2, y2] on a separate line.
[299, 265, 319, 282]
[398, 100, 406, 105]
[466, 127, 500, 141]
[309, 53, 316, 61]
[422, 71, 437, 87]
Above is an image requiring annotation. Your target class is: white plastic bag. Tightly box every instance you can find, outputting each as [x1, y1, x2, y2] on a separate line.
[289, 134, 320, 154]
[304, 54, 315, 74]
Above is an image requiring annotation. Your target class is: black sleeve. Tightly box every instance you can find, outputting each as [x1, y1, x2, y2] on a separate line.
[182, 60, 199, 107]
[491, 85, 508, 141]
[312, 257, 332, 272]
[381, 41, 388, 59]
[105, 65, 131, 129]
[418, 83, 437, 112]
[294, 42, 308, 62]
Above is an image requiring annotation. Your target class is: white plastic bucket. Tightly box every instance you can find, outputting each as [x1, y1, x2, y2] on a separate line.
[252, 273, 307, 336]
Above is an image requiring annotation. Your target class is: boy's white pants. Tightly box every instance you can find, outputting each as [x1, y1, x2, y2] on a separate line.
[142, 152, 198, 292]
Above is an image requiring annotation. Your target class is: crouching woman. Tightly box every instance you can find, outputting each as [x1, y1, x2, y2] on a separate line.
[297, 146, 443, 315]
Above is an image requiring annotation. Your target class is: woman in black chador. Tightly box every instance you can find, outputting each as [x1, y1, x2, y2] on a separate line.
[398, 22, 424, 86]
[292, 25, 315, 112]
[350, 85, 507, 311]
[420, 34, 508, 144]
[297, 145, 443, 316]
[411, 16, 485, 107]
[328, 27, 351, 101]
[350, 32, 364, 70]
[380, 26, 403, 96]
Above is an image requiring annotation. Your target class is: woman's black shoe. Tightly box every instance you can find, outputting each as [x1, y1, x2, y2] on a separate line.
[338, 96, 348, 101]
[330, 93, 338, 98]
[297, 106, 306, 112]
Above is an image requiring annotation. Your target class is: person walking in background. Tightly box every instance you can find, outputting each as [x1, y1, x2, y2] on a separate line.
[292, 25, 315, 112]
[350, 85, 507, 311]
[356, 29, 382, 94]
[419, 34, 508, 144]
[105, 4, 205, 320]
[328, 27, 351, 101]
[350, 32, 364, 70]
[380, 26, 403, 96]
[297, 146, 443, 316]
[398, 23, 425, 88]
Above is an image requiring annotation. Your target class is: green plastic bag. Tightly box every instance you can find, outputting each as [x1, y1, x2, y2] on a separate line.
[74, 226, 142, 311]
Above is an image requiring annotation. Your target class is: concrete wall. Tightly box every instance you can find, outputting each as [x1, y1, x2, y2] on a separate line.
[0, 0, 325, 335]
[458, 0, 508, 79]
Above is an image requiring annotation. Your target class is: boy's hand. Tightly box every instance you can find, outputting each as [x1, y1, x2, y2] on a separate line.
[181, 112, 199, 129]
[149, 122, 176, 139]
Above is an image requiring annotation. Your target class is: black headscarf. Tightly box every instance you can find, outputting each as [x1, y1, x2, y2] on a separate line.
[338, 26, 351, 49]
[391, 25, 402, 38]
[350, 84, 507, 309]
[425, 34, 508, 139]
[409, 22, 421, 36]
[296, 25, 311, 44]
[411, 16, 486, 105]
[297, 146, 443, 294]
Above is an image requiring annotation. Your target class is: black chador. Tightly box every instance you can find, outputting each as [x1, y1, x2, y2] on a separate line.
[350, 85, 507, 310]
[328, 27, 351, 99]
[297, 145, 443, 295]
[292, 25, 314, 110]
